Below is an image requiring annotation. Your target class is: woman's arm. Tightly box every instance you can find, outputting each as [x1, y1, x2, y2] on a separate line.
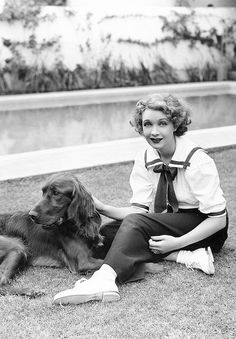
[149, 215, 226, 254]
[177, 215, 226, 248]
[93, 196, 147, 220]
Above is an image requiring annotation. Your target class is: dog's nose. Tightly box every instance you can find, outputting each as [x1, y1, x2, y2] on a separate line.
[29, 210, 39, 222]
[5, 58, 12, 64]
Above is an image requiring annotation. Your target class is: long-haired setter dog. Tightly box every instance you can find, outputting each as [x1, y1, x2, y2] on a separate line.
[0, 173, 103, 297]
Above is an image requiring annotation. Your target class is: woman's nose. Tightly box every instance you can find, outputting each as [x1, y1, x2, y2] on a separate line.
[150, 125, 160, 135]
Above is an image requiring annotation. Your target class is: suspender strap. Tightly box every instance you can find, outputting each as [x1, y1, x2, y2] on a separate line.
[183, 147, 203, 169]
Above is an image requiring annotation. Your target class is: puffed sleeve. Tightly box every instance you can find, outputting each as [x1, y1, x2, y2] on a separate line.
[185, 151, 226, 217]
[129, 150, 154, 211]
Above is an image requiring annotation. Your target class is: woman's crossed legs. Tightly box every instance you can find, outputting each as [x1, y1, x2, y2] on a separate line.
[53, 212, 227, 305]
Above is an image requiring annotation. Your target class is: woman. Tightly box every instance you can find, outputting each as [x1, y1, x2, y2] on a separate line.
[54, 93, 228, 305]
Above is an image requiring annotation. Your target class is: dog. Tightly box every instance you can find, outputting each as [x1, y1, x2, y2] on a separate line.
[0, 173, 103, 297]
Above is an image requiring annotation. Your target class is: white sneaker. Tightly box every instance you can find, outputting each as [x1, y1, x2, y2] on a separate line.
[177, 247, 215, 275]
[53, 275, 120, 305]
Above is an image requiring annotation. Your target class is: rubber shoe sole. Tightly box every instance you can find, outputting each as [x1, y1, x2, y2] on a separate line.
[204, 258, 215, 275]
[54, 291, 120, 305]
[205, 247, 215, 275]
[207, 247, 214, 262]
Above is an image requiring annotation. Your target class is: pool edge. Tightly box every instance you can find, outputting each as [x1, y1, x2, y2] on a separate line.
[0, 81, 235, 110]
[1, 125, 236, 181]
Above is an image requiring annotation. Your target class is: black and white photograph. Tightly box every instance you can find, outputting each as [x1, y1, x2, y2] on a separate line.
[0, 0, 235, 338]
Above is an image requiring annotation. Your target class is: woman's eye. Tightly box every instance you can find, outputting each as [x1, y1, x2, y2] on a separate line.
[159, 121, 168, 126]
[143, 121, 151, 127]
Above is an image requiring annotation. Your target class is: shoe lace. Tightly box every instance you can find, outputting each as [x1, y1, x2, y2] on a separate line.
[185, 262, 199, 270]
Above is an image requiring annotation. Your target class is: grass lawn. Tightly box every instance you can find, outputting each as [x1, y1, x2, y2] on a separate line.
[0, 147, 235, 339]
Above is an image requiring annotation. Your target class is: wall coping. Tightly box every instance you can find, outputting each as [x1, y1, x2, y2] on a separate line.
[0, 81, 235, 111]
[0, 125, 236, 181]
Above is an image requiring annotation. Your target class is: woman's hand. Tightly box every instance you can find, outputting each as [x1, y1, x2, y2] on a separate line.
[149, 235, 180, 254]
[92, 195, 106, 212]
[92, 196, 138, 220]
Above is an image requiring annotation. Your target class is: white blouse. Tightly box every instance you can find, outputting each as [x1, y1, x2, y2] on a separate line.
[130, 135, 226, 217]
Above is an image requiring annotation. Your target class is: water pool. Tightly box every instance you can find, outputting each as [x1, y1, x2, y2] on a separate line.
[0, 94, 236, 155]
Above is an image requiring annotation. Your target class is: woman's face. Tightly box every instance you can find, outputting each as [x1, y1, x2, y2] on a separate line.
[142, 108, 176, 154]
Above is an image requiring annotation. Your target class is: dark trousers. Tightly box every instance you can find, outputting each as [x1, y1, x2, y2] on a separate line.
[99, 210, 228, 284]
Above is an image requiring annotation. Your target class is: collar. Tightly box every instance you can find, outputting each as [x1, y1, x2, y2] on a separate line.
[145, 135, 202, 170]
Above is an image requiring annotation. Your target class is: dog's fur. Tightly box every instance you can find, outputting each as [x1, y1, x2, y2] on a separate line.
[0, 173, 103, 297]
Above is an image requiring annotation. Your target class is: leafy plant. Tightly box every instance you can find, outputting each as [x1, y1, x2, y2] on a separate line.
[186, 63, 217, 82]
[0, 55, 179, 95]
[0, 0, 41, 28]
[40, 0, 66, 5]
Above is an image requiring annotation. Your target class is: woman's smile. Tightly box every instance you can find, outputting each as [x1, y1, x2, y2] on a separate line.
[149, 137, 163, 144]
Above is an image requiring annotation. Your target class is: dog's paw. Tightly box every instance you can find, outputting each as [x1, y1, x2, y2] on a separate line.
[0, 286, 45, 298]
[145, 262, 165, 274]
[26, 290, 46, 299]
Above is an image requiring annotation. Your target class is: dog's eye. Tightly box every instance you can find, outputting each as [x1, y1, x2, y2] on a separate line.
[52, 190, 60, 196]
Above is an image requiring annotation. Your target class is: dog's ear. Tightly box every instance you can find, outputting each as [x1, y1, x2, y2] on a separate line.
[67, 179, 101, 240]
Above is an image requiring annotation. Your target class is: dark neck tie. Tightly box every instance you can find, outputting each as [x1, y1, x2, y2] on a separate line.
[153, 164, 178, 213]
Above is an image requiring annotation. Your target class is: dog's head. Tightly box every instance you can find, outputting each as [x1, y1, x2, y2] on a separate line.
[29, 173, 101, 240]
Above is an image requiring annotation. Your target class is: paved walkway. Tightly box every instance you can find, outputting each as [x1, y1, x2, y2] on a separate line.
[0, 125, 236, 181]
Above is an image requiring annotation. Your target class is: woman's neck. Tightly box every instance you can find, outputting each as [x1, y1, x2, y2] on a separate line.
[157, 139, 176, 165]
[158, 153, 174, 165]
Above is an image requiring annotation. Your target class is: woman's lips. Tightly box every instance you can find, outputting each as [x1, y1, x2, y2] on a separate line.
[150, 137, 163, 143]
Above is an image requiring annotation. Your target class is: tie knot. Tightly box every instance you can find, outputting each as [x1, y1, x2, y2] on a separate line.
[153, 164, 177, 180]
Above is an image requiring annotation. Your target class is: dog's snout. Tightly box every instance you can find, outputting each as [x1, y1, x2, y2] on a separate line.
[29, 210, 39, 222]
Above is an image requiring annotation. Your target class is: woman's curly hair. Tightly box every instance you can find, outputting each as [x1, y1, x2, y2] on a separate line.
[130, 93, 192, 136]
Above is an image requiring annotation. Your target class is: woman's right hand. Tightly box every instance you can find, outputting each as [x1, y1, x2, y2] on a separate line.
[92, 195, 106, 212]
[92, 196, 143, 220]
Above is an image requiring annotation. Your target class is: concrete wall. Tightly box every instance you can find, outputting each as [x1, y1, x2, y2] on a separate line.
[67, 0, 236, 8]
[0, 4, 236, 91]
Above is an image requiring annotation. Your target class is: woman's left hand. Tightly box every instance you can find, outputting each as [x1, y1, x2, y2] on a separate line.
[149, 235, 180, 254]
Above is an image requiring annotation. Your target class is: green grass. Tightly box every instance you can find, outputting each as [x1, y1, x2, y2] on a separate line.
[0, 148, 236, 339]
